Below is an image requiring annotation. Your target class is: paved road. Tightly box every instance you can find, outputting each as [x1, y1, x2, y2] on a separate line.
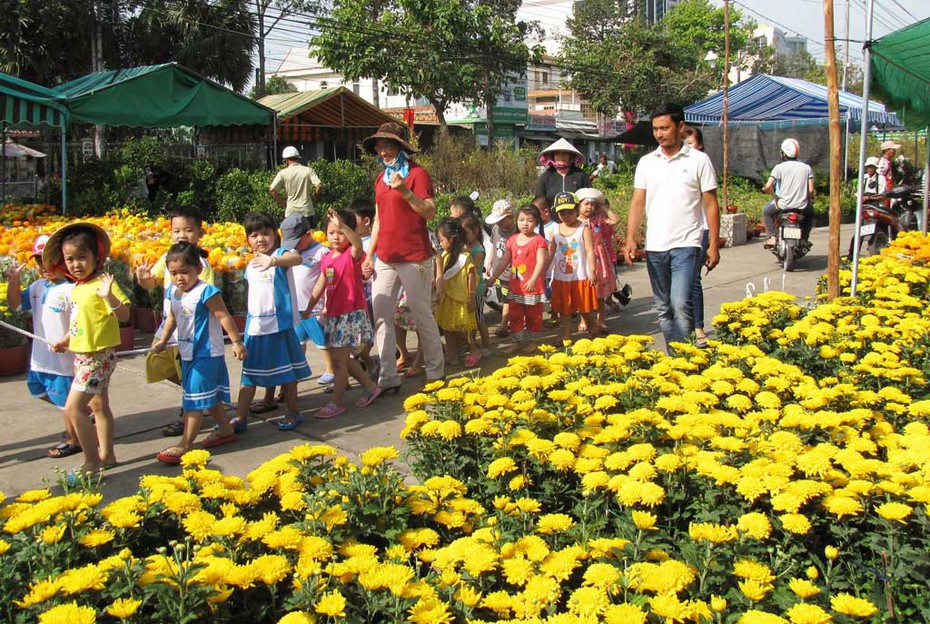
[0, 224, 852, 499]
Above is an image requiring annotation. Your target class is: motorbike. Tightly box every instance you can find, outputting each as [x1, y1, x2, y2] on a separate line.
[769, 208, 812, 272]
[849, 184, 925, 257]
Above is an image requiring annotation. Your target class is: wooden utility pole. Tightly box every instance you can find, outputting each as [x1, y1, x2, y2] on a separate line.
[824, 0, 842, 299]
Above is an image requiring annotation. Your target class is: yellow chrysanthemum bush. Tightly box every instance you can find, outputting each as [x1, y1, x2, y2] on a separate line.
[3, 233, 930, 623]
[0, 207, 324, 313]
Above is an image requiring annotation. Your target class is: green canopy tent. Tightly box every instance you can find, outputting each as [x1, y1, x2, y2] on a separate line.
[0, 72, 69, 209]
[56, 63, 276, 128]
[851, 10, 930, 295]
[870, 17, 930, 127]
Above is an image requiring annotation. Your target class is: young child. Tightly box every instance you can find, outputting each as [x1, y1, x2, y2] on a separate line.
[347, 198, 378, 377]
[303, 210, 386, 419]
[135, 205, 216, 436]
[449, 194, 477, 219]
[533, 194, 559, 325]
[548, 192, 598, 343]
[488, 205, 548, 354]
[485, 199, 516, 337]
[152, 242, 247, 463]
[45, 223, 131, 480]
[6, 235, 85, 458]
[253, 213, 334, 410]
[460, 213, 491, 356]
[434, 218, 480, 367]
[577, 188, 616, 333]
[233, 212, 311, 432]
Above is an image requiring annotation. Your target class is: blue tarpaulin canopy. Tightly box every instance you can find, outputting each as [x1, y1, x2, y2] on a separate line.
[685, 74, 900, 127]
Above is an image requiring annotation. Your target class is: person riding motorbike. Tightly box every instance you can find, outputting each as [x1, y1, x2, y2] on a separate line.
[861, 156, 882, 203]
[762, 138, 814, 248]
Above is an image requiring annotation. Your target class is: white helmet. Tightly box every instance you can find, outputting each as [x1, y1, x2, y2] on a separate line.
[282, 146, 300, 160]
[865, 156, 880, 168]
[780, 138, 799, 159]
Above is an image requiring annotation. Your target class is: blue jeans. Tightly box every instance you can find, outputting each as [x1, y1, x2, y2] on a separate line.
[691, 230, 709, 331]
[646, 246, 700, 349]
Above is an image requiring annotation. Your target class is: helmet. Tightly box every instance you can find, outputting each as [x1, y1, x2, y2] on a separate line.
[281, 146, 300, 160]
[865, 156, 880, 168]
[780, 138, 799, 159]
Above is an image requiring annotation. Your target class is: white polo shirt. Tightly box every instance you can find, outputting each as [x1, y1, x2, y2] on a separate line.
[634, 143, 717, 252]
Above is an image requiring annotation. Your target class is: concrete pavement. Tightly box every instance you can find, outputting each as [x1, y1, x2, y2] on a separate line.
[0, 223, 852, 500]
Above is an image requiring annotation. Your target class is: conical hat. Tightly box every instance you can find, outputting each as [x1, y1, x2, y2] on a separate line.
[540, 137, 583, 158]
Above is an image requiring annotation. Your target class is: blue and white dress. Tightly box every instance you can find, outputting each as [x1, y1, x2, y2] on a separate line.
[167, 281, 231, 411]
[22, 279, 75, 407]
[241, 248, 312, 387]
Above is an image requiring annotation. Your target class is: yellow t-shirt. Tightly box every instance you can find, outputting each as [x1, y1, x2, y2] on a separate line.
[151, 252, 216, 289]
[68, 276, 131, 353]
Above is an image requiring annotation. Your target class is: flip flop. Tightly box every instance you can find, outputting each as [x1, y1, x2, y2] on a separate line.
[201, 432, 237, 449]
[249, 400, 278, 414]
[356, 384, 401, 408]
[316, 403, 347, 419]
[161, 420, 184, 436]
[155, 447, 187, 465]
[404, 365, 424, 378]
[47, 441, 82, 459]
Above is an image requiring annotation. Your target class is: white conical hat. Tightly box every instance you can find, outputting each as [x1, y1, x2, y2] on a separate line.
[540, 137, 583, 158]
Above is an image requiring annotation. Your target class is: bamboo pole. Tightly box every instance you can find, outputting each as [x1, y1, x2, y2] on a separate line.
[824, 0, 842, 300]
[722, 0, 730, 213]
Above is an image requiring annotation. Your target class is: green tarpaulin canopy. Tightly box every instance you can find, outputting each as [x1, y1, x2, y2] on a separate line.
[871, 18, 930, 126]
[0, 72, 69, 210]
[0, 72, 69, 129]
[55, 63, 275, 127]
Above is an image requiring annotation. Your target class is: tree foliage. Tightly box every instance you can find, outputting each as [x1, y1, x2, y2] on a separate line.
[0, 0, 256, 91]
[310, 0, 542, 133]
[558, 0, 755, 117]
[249, 74, 296, 100]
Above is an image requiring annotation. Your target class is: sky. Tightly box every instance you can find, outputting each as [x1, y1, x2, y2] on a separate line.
[721, 0, 930, 65]
[261, 0, 930, 83]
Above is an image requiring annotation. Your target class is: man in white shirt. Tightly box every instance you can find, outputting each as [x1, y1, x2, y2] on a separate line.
[762, 138, 814, 247]
[625, 103, 720, 351]
[270, 146, 323, 218]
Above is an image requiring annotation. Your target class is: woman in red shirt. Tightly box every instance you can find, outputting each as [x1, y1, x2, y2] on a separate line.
[361, 123, 445, 388]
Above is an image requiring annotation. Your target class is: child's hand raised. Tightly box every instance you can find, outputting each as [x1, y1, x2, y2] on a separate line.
[326, 209, 344, 228]
[135, 262, 153, 282]
[97, 273, 115, 298]
[5, 261, 25, 281]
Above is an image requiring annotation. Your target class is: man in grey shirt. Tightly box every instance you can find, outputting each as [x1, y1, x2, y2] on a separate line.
[762, 138, 814, 247]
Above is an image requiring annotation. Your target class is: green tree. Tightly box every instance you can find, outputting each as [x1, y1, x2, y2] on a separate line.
[558, 0, 753, 117]
[0, 0, 256, 91]
[122, 0, 256, 92]
[311, 0, 541, 134]
[249, 74, 296, 99]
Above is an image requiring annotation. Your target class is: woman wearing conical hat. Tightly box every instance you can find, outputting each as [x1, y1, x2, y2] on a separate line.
[535, 138, 593, 207]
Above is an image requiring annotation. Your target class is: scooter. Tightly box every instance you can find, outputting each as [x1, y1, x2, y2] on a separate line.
[849, 184, 925, 257]
[769, 208, 812, 272]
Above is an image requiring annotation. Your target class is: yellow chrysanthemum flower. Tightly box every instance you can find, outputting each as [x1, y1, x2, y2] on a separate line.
[37, 602, 96, 624]
[830, 593, 878, 617]
[785, 602, 832, 624]
[875, 501, 912, 523]
[787, 577, 821, 599]
[314, 589, 346, 617]
[106, 597, 142, 619]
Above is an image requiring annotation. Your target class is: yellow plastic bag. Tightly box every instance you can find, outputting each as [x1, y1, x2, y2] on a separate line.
[145, 347, 181, 384]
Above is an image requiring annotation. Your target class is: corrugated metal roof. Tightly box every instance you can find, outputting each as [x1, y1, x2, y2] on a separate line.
[259, 87, 396, 128]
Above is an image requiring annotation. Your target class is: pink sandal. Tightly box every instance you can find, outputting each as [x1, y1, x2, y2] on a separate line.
[464, 352, 482, 367]
[316, 403, 347, 419]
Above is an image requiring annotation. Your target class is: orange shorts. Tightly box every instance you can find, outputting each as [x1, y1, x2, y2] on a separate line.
[550, 279, 598, 315]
